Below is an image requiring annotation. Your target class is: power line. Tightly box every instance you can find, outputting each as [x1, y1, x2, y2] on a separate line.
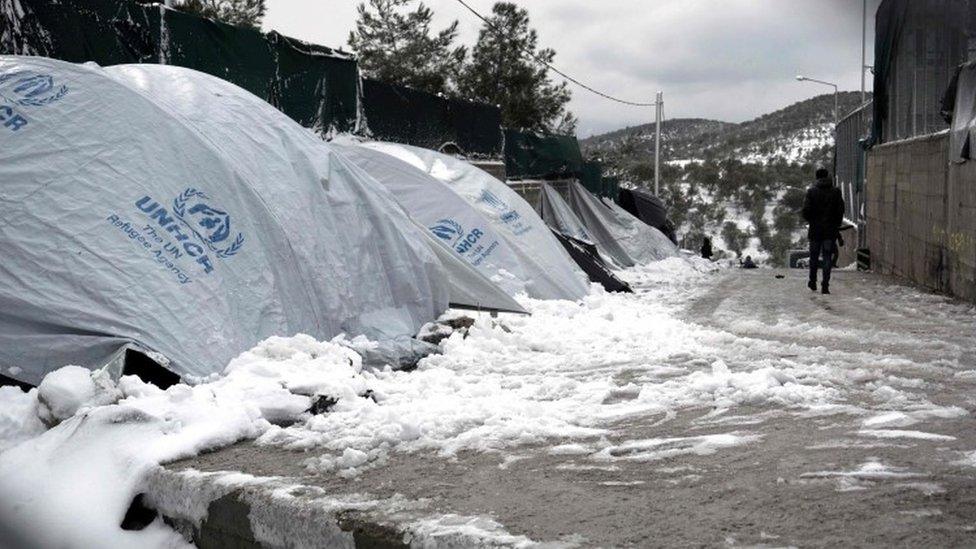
[451, 0, 658, 108]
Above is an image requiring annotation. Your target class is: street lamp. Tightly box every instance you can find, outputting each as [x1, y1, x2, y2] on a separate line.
[796, 75, 839, 123]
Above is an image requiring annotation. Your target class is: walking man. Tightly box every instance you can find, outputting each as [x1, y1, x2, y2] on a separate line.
[802, 168, 845, 294]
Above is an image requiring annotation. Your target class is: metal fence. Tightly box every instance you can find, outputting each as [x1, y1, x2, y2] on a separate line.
[835, 101, 873, 249]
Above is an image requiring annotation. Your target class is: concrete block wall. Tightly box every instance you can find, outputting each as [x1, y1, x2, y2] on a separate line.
[866, 131, 976, 302]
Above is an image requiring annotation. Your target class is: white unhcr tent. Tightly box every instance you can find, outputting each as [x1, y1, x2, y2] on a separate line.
[566, 181, 679, 268]
[360, 142, 590, 301]
[0, 56, 448, 385]
[106, 64, 524, 316]
[335, 144, 529, 307]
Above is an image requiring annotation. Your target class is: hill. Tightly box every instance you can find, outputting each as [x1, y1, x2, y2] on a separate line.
[582, 92, 867, 166]
[584, 92, 870, 266]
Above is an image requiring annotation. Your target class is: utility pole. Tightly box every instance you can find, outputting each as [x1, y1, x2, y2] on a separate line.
[654, 91, 662, 196]
[861, 0, 867, 103]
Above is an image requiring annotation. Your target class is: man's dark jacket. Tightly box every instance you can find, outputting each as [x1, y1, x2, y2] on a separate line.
[802, 177, 845, 240]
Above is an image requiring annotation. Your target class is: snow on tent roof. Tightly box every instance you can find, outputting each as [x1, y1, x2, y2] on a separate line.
[333, 143, 527, 313]
[360, 142, 591, 301]
[0, 56, 449, 385]
[566, 181, 679, 268]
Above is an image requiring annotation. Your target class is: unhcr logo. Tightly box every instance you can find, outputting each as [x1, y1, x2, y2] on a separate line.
[134, 188, 246, 275]
[479, 189, 531, 236]
[0, 70, 69, 133]
[172, 189, 245, 258]
[430, 218, 485, 255]
[0, 71, 69, 107]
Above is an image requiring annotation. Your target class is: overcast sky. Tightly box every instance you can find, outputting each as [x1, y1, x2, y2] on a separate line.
[263, 0, 882, 137]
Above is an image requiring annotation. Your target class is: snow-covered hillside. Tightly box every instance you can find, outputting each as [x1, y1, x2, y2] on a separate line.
[584, 92, 869, 265]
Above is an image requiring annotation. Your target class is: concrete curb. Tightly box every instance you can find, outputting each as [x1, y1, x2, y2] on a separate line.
[145, 467, 412, 549]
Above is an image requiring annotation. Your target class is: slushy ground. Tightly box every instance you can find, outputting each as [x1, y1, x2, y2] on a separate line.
[158, 266, 976, 547]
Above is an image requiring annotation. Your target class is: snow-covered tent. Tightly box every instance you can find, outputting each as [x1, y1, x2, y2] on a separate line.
[0, 56, 449, 385]
[333, 144, 527, 311]
[360, 142, 590, 301]
[566, 181, 679, 268]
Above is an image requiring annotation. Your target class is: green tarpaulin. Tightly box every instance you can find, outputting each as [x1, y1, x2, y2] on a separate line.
[504, 129, 583, 180]
[1, 0, 358, 133]
[361, 78, 502, 156]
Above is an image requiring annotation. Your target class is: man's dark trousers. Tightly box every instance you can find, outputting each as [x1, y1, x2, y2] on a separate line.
[809, 239, 837, 286]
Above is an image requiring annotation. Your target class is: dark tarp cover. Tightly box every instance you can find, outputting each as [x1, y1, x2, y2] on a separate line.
[580, 161, 603, 195]
[550, 231, 632, 294]
[0, 0, 359, 133]
[944, 61, 976, 162]
[361, 78, 502, 157]
[868, 0, 910, 146]
[504, 129, 583, 180]
[869, 0, 974, 145]
[617, 188, 667, 229]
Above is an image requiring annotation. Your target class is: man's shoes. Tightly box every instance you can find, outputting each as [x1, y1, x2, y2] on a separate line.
[822, 284, 830, 295]
[808, 280, 817, 292]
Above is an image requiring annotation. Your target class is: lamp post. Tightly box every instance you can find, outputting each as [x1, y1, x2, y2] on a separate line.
[796, 75, 839, 123]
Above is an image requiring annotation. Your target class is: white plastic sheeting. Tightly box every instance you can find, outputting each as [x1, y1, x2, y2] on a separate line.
[0, 57, 448, 384]
[566, 181, 678, 268]
[538, 182, 595, 247]
[333, 143, 526, 313]
[360, 142, 590, 301]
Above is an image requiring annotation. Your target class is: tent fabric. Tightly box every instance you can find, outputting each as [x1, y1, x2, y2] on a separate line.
[538, 183, 594, 245]
[0, 0, 359, 134]
[566, 181, 679, 268]
[550, 231, 632, 294]
[332, 143, 527, 313]
[945, 61, 976, 162]
[361, 78, 502, 157]
[869, 0, 973, 145]
[0, 56, 447, 385]
[360, 142, 590, 301]
[414, 228, 527, 315]
[537, 182, 631, 292]
[503, 129, 584, 180]
[616, 188, 668, 230]
[868, 0, 911, 146]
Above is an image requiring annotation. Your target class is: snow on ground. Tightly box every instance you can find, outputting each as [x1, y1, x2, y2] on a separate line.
[0, 256, 970, 546]
[737, 123, 833, 165]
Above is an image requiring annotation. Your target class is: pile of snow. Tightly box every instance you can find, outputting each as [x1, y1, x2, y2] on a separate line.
[0, 386, 44, 453]
[0, 335, 367, 547]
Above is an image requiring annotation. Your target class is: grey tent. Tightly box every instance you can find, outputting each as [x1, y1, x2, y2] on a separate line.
[566, 181, 679, 268]
[360, 142, 591, 301]
[538, 183, 594, 245]
[333, 143, 527, 314]
[536, 183, 631, 293]
[0, 57, 448, 385]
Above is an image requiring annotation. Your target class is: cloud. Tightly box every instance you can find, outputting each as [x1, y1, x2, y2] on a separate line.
[263, 0, 882, 136]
